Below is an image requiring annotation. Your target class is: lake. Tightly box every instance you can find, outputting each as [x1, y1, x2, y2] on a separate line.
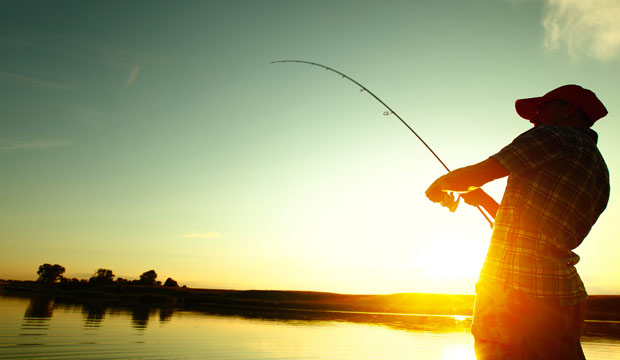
[1, 295, 619, 359]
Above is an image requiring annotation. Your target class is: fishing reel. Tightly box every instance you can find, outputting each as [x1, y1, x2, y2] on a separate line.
[439, 192, 460, 212]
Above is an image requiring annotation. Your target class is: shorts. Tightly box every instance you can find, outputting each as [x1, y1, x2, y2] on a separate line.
[471, 281, 586, 360]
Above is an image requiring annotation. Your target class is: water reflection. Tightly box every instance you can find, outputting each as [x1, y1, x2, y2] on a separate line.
[130, 305, 154, 330]
[1, 294, 619, 360]
[159, 306, 174, 322]
[189, 305, 474, 333]
[82, 302, 106, 328]
[23, 297, 54, 319]
[19, 297, 54, 345]
[6, 294, 620, 341]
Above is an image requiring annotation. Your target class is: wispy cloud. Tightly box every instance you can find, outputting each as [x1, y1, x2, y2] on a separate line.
[0, 71, 72, 89]
[542, 0, 620, 61]
[2, 33, 166, 89]
[125, 65, 141, 86]
[0, 138, 72, 152]
[182, 232, 222, 239]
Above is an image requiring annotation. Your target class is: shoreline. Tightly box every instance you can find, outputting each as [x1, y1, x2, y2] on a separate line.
[1, 280, 619, 321]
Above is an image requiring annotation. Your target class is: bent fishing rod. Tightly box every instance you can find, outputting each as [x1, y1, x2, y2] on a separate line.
[272, 59, 493, 227]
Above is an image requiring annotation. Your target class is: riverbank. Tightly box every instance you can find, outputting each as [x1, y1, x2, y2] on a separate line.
[1, 280, 618, 320]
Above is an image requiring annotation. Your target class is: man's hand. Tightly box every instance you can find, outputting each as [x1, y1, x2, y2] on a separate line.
[425, 175, 450, 203]
[425, 168, 475, 203]
[461, 188, 487, 207]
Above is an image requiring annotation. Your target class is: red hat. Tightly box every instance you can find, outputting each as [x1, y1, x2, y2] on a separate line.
[515, 85, 608, 125]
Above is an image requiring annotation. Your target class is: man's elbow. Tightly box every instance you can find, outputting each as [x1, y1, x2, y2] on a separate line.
[474, 157, 509, 186]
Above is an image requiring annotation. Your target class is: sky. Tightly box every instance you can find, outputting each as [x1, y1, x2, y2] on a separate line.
[1, 0, 619, 295]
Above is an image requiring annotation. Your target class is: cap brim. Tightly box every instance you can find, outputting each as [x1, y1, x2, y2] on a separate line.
[515, 96, 545, 122]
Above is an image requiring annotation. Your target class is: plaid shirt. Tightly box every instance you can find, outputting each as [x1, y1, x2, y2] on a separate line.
[479, 125, 609, 306]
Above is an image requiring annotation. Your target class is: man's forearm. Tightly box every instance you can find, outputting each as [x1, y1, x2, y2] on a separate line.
[437, 157, 508, 192]
[426, 157, 509, 203]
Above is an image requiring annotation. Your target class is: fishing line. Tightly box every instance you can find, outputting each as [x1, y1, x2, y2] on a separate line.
[272, 60, 493, 227]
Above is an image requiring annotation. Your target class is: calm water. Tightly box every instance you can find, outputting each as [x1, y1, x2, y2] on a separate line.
[1, 295, 619, 359]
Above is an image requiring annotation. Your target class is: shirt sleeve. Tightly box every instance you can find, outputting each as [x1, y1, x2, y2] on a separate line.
[490, 126, 565, 176]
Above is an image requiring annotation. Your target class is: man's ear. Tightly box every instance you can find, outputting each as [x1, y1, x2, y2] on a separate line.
[562, 101, 578, 119]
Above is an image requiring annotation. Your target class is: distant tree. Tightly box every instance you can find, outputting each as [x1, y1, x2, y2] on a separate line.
[89, 268, 115, 285]
[139, 270, 158, 286]
[59, 277, 83, 289]
[163, 278, 178, 287]
[36, 264, 66, 283]
[116, 277, 130, 285]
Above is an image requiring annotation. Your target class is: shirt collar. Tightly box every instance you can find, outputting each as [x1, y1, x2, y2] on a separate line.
[572, 127, 598, 144]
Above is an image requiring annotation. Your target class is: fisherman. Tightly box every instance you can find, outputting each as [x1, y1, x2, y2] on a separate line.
[425, 85, 609, 359]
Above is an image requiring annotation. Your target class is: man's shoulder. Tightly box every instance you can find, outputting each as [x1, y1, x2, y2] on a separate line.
[505, 126, 564, 150]
[512, 125, 559, 140]
[513, 125, 597, 146]
[526, 125, 597, 138]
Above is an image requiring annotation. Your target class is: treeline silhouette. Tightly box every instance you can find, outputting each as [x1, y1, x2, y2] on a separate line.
[36, 263, 181, 288]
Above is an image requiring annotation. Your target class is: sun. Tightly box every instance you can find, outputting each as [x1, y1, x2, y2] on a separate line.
[414, 234, 487, 281]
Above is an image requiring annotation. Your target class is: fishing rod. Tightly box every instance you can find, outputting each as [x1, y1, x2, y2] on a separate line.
[272, 59, 493, 227]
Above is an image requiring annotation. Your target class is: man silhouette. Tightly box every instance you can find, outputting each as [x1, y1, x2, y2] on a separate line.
[426, 85, 609, 359]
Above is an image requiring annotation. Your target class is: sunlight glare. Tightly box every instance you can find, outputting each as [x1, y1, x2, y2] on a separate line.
[414, 234, 486, 280]
[442, 346, 476, 360]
